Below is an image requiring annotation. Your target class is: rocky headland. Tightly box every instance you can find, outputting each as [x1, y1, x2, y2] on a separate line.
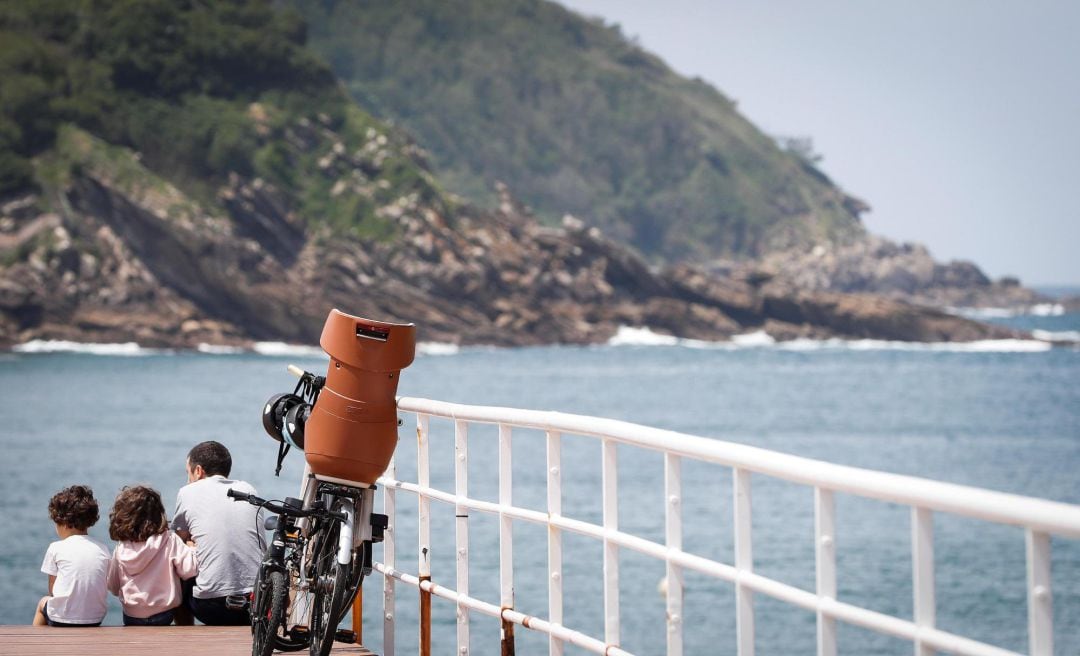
[716, 235, 1047, 311]
[0, 1, 1053, 352]
[0, 126, 1024, 351]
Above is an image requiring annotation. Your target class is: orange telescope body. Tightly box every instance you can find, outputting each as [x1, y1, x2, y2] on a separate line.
[304, 309, 416, 485]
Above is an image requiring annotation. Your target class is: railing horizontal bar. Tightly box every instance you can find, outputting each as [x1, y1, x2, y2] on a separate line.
[397, 398, 1080, 538]
[374, 563, 633, 656]
[373, 558, 1017, 656]
[376, 477, 1020, 656]
[378, 477, 737, 575]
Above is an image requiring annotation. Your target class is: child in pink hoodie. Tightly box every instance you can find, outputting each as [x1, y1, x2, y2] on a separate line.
[106, 485, 198, 625]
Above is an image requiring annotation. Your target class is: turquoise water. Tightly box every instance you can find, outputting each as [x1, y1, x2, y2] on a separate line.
[1, 316, 1078, 655]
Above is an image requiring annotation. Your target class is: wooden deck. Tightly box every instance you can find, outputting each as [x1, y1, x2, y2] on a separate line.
[0, 626, 375, 656]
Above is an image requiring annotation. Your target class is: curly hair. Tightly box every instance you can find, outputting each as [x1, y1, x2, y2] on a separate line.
[109, 485, 169, 542]
[48, 485, 100, 531]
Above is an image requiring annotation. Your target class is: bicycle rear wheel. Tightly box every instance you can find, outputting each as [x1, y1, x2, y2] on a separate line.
[309, 517, 350, 656]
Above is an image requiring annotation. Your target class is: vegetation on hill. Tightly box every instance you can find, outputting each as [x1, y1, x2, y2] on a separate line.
[297, 0, 868, 262]
[0, 0, 1032, 348]
[0, 0, 442, 239]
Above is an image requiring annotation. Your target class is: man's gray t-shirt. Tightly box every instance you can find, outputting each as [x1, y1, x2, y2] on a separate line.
[172, 475, 263, 599]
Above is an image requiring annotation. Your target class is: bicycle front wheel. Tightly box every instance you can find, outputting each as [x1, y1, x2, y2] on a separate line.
[251, 568, 287, 656]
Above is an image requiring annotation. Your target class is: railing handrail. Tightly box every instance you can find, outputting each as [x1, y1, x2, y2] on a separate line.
[396, 396, 1080, 539]
[377, 396, 1074, 656]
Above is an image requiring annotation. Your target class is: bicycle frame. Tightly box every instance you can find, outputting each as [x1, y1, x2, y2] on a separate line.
[288, 466, 377, 634]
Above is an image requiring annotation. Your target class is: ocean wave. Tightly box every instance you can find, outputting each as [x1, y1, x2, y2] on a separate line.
[730, 330, 776, 347]
[417, 342, 460, 356]
[195, 343, 248, 355]
[1032, 329, 1080, 342]
[251, 342, 327, 358]
[1030, 303, 1067, 316]
[949, 303, 1066, 319]
[776, 338, 1052, 353]
[12, 340, 159, 356]
[607, 325, 680, 346]
[606, 325, 1052, 353]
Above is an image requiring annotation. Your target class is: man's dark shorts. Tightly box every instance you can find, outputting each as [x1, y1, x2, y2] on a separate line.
[44, 600, 101, 628]
[181, 578, 249, 626]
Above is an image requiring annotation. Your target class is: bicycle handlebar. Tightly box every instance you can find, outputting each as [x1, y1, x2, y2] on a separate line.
[227, 488, 348, 523]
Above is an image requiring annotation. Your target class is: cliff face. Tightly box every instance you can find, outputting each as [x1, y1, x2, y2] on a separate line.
[0, 1, 1034, 349]
[0, 127, 1018, 350]
[298, 0, 868, 263]
[297, 0, 1042, 310]
[721, 236, 1043, 310]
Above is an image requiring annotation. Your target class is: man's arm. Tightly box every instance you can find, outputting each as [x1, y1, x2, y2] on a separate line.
[47, 574, 55, 595]
[173, 488, 192, 543]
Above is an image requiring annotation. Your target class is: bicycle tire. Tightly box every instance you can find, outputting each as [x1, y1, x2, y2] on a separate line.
[309, 516, 350, 656]
[335, 541, 368, 625]
[250, 566, 275, 656]
[271, 560, 311, 652]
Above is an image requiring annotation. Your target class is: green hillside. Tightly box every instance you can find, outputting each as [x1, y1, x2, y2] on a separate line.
[298, 0, 868, 261]
[0, 0, 442, 239]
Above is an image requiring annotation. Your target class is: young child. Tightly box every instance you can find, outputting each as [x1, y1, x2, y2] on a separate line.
[107, 485, 198, 625]
[34, 485, 111, 627]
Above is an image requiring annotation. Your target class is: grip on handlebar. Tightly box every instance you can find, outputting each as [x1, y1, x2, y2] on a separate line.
[226, 488, 249, 501]
[287, 364, 305, 378]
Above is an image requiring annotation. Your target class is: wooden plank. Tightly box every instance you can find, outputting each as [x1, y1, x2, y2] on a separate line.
[0, 626, 375, 656]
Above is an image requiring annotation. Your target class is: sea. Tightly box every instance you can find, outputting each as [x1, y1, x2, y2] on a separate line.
[1, 303, 1078, 655]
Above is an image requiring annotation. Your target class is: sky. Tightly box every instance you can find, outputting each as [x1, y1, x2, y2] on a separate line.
[559, 0, 1080, 286]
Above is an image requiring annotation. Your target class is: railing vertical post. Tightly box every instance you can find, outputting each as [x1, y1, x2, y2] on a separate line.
[499, 424, 516, 656]
[353, 586, 363, 644]
[455, 420, 470, 655]
[911, 507, 935, 656]
[664, 453, 683, 656]
[814, 488, 836, 656]
[383, 455, 396, 656]
[733, 468, 755, 656]
[417, 414, 432, 656]
[547, 430, 564, 656]
[1026, 529, 1053, 656]
[602, 438, 620, 647]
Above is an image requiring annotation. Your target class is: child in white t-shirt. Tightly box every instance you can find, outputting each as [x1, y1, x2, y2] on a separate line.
[33, 485, 111, 627]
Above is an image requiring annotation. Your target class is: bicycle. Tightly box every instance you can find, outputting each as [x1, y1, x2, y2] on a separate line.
[253, 310, 414, 656]
[227, 490, 337, 655]
[256, 365, 391, 656]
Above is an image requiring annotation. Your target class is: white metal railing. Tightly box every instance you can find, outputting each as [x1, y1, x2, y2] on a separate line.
[369, 397, 1080, 656]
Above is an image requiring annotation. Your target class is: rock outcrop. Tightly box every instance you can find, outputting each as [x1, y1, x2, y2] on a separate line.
[0, 125, 1023, 351]
[718, 236, 1045, 310]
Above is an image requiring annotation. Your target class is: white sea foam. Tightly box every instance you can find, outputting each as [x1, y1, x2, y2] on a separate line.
[730, 330, 776, 347]
[196, 343, 248, 355]
[948, 303, 1067, 319]
[605, 326, 1052, 353]
[1029, 303, 1066, 317]
[949, 307, 1016, 319]
[417, 342, 461, 356]
[1032, 329, 1080, 342]
[607, 325, 680, 346]
[252, 341, 327, 358]
[12, 339, 158, 356]
[775, 338, 1052, 353]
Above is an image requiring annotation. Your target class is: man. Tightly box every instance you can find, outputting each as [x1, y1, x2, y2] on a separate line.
[172, 441, 263, 625]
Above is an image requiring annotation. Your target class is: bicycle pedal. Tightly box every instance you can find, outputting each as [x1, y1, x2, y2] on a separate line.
[334, 628, 357, 643]
[224, 594, 249, 611]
